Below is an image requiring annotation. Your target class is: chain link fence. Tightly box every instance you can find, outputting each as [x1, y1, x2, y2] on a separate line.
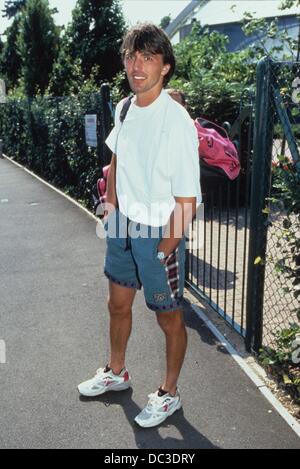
[262, 60, 300, 349]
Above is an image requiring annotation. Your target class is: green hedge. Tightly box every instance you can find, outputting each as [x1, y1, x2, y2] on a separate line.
[0, 92, 111, 209]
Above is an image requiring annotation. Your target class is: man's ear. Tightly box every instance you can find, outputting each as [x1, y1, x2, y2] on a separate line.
[161, 64, 171, 77]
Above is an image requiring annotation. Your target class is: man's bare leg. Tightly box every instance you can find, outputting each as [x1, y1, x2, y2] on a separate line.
[108, 281, 137, 375]
[156, 309, 188, 396]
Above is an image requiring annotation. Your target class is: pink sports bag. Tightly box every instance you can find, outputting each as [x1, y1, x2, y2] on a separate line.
[92, 164, 110, 216]
[195, 118, 240, 180]
[98, 164, 110, 204]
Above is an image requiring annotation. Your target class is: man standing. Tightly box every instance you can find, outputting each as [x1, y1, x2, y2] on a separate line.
[78, 24, 201, 428]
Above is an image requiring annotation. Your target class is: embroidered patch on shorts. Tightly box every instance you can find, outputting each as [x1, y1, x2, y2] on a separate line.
[153, 293, 168, 303]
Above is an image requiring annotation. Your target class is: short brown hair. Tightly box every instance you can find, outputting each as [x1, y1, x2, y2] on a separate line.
[121, 23, 176, 87]
[166, 89, 187, 107]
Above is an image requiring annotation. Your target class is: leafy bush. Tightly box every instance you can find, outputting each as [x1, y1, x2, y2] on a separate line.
[259, 325, 300, 405]
[169, 25, 255, 122]
[0, 91, 108, 209]
[272, 159, 300, 313]
[259, 156, 300, 406]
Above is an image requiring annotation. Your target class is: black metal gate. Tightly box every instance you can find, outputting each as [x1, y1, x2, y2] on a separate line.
[185, 57, 300, 354]
[245, 58, 300, 353]
[185, 89, 254, 340]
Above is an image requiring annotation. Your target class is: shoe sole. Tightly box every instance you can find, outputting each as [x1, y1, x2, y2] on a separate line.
[78, 382, 132, 397]
[134, 401, 182, 428]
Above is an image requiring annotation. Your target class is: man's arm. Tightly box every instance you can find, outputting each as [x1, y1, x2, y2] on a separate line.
[157, 196, 197, 259]
[104, 154, 118, 216]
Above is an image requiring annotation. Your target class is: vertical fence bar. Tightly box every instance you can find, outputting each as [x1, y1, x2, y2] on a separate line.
[245, 57, 275, 353]
[232, 177, 240, 325]
[224, 181, 230, 316]
[203, 203, 207, 295]
[241, 107, 253, 334]
[217, 186, 222, 310]
[100, 84, 113, 168]
[209, 191, 214, 303]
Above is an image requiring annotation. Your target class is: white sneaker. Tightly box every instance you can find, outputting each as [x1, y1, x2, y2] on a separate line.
[78, 366, 131, 397]
[135, 388, 182, 428]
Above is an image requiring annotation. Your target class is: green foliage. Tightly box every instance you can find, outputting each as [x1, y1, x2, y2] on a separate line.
[271, 159, 300, 304]
[110, 70, 131, 104]
[242, 13, 299, 61]
[259, 155, 300, 406]
[168, 23, 255, 122]
[48, 0, 126, 97]
[160, 15, 171, 30]
[0, 92, 107, 208]
[0, 16, 23, 91]
[159, 13, 300, 123]
[47, 52, 84, 97]
[259, 325, 300, 404]
[2, 0, 27, 18]
[18, 0, 60, 96]
[280, 0, 300, 9]
[61, 0, 126, 87]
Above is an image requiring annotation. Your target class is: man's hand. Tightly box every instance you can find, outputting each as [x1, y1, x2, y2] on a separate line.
[105, 153, 118, 209]
[102, 202, 117, 225]
[158, 197, 197, 257]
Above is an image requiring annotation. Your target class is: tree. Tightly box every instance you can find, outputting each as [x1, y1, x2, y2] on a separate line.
[64, 0, 126, 85]
[280, 0, 300, 8]
[2, 0, 27, 18]
[0, 16, 23, 90]
[160, 15, 171, 30]
[18, 0, 60, 96]
[0, 37, 3, 57]
[47, 48, 84, 96]
[169, 22, 254, 121]
[280, 0, 300, 60]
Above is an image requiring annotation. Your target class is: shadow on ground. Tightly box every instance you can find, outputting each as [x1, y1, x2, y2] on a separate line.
[79, 389, 220, 450]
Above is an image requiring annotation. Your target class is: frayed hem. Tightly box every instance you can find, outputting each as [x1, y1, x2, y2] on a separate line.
[104, 270, 142, 290]
[146, 298, 183, 313]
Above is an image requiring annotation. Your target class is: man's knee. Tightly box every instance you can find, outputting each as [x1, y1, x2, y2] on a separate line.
[156, 309, 185, 334]
[107, 281, 136, 317]
[108, 297, 132, 318]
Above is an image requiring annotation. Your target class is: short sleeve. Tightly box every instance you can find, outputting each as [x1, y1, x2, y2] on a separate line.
[168, 117, 202, 203]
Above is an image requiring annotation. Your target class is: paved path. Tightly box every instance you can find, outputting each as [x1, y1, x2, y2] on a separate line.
[0, 157, 299, 449]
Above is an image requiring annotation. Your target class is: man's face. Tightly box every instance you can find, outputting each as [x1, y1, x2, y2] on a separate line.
[124, 50, 170, 98]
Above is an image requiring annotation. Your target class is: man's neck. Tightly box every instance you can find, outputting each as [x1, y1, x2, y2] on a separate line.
[135, 88, 163, 108]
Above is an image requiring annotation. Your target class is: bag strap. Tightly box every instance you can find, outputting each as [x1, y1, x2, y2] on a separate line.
[114, 96, 133, 159]
[196, 117, 229, 139]
[120, 96, 133, 123]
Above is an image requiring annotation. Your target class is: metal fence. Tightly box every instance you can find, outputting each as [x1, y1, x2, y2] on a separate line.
[248, 58, 300, 352]
[186, 57, 300, 354]
[185, 90, 254, 340]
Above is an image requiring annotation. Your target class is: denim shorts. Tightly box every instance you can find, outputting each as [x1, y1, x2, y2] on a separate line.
[103, 209, 186, 313]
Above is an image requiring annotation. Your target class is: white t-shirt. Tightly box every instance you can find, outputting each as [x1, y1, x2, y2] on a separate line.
[105, 89, 201, 227]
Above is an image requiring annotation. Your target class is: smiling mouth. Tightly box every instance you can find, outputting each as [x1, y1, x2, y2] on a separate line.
[132, 76, 147, 81]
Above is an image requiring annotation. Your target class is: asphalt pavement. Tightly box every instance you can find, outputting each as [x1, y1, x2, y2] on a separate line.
[0, 157, 299, 449]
